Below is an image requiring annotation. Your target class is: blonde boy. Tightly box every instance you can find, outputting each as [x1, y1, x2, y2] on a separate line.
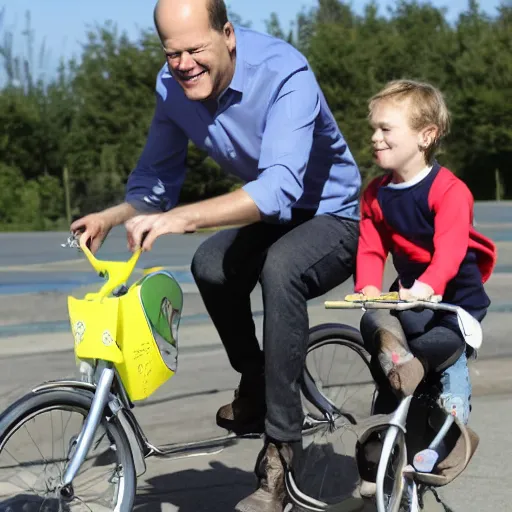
[356, 79, 496, 409]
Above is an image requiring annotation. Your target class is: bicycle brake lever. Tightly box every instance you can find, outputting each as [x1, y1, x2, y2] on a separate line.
[61, 232, 82, 250]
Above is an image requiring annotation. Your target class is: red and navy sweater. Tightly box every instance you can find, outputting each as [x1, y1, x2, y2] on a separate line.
[355, 162, 496, 313]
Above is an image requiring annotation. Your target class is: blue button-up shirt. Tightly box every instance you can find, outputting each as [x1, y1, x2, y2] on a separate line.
[126, 26, 361, 223]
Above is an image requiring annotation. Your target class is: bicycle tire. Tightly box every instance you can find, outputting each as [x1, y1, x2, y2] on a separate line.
[288, 323, 376, 511]
[376, 425, 408, 512]
[0, 388, 136, 512]
[301, 323, 376, 426]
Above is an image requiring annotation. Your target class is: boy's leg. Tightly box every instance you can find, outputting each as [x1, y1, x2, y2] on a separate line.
[360, 310, 413, 373]
[406, 322, 469, 423]
[360, 310, 424, 396]
[438, 351, 472, 425]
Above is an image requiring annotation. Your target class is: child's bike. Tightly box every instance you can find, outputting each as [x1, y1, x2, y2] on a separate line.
[286, 294, 483, 512]
[0, 235, 376, 511]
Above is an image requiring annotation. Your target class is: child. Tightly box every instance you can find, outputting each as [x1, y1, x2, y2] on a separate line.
[355, 79, 496, 419]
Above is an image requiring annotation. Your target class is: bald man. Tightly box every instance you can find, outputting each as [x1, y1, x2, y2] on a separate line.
[72, 0, 361, 510]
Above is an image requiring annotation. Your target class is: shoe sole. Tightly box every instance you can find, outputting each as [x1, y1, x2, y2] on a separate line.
[216, 414, 265, 436]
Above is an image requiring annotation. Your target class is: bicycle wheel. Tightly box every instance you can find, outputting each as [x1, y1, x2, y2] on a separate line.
[0, 388, 136, 511]
[291, 323, 376, 509]
[301, 323, 376, 428]
[376, 426, 408, 512]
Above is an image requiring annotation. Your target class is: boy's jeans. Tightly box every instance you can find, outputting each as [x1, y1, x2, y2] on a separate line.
[439, 351, 471, 424]
[372, 350, 472, 425]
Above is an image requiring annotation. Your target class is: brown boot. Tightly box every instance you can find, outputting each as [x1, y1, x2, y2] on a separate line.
[216, 374, 266, 435]
[388, 357, 425, 396]
[235, 439, 298, 512]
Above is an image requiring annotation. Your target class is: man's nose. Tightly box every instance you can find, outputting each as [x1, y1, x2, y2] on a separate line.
[371, 129, 382, 143]
[177, 51, 195, 71]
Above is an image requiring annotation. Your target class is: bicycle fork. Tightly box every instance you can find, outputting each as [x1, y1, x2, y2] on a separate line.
[61, 365, 115, 487]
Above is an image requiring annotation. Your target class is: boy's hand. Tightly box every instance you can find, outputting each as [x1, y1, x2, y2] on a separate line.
[360, 285, 382, 298]
[399, 280, 434, 301]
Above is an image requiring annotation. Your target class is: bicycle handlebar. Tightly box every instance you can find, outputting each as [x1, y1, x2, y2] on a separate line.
[324, 297, 458, 314]
[62, 232, 142, 300]
[324, 294, 484, 351]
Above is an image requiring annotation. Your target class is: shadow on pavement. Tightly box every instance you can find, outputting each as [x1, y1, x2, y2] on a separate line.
[134, 460, 254, 511]
[134, 443, 362, 511]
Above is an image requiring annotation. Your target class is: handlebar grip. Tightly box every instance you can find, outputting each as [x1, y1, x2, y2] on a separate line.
[324, 301, 362, 309]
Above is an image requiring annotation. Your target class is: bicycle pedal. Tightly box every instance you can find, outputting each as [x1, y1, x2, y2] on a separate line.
[413, 448, 439, 473]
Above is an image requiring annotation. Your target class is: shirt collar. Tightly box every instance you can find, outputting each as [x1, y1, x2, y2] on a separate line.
[386, 164, 434, 189]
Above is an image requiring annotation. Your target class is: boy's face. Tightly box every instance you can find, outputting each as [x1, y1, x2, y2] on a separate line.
[369, 98, 427, 174]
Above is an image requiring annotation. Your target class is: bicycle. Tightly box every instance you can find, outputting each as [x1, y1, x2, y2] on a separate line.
[0, 234, 376, 511]
[285, 294, 483, 512]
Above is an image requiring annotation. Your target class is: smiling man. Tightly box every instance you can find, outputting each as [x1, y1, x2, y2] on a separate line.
[71, 0, 361, 509]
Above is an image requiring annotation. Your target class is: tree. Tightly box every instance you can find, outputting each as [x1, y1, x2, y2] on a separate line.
[446, 1, 512, 197]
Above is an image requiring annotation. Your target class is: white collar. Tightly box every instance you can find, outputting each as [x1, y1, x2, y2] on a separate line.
[386, 165, 433, 189]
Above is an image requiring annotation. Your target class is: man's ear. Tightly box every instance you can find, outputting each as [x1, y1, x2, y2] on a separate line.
[224, 22, 236, 52]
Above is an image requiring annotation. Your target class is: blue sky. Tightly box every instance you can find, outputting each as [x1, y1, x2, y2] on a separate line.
[0, 0, 504, 79]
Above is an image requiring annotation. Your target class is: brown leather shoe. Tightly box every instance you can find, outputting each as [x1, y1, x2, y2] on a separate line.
[235, 439, 298, 512]
[216, 374, 266, 435]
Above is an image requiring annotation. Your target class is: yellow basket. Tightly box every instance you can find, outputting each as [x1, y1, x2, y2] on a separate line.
[68, 241, 182, 401]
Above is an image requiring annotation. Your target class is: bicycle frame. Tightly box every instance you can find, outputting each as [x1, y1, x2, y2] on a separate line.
[54, 234, 239, 488]
[33, 366, 240, 489]
[322, 295, 481, 512]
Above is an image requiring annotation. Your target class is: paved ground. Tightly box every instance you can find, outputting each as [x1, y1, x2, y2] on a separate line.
[0, 201, 511, 510]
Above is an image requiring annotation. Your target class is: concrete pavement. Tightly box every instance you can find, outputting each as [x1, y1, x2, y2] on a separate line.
[0, 209, 511, 510]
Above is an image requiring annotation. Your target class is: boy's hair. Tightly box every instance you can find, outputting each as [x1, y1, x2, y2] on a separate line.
[369, 79, 451, 163]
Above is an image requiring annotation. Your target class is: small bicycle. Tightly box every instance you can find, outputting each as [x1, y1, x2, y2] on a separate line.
[286, 294, 483, 512]
[0, 235, 376, 511]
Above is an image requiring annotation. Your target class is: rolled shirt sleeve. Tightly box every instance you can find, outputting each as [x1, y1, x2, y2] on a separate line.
[125, 87, 188, 213]
[242, 68, 320, 223]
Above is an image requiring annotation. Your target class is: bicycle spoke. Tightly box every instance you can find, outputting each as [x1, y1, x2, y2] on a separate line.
[23, 422, 48, 466]
[0, 401, 128, 511]
[1, 446, 42, 493]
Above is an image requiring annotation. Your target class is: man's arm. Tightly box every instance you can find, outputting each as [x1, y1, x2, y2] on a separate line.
[242, 68, 321, 223]
[125, 188, 261, 251]
[72, 72, 189, 252]
[165, 188, 261, 230]
[125, 87, 188, 213]
[101, 203, 139, 225]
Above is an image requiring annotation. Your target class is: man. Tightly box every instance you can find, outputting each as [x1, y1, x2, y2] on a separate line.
[72, 0, 361, 509]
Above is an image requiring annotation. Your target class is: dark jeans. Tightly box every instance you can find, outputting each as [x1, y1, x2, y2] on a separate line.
[360, 307, 486, 374]
[191, 214, 358, 441]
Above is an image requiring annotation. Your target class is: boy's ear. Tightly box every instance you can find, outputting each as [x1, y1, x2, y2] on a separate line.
[419, 124, 439, 148]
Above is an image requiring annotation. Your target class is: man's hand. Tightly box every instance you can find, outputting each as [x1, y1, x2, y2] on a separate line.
[125, 189, 261, 252]
[399, 280, 435, 301]
[70, 203, 138, 254]
[71, 212, 112, 254]
[125, 211, 192, 252]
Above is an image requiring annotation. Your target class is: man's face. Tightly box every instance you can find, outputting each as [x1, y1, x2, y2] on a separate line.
[160, 13, 235, 102]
